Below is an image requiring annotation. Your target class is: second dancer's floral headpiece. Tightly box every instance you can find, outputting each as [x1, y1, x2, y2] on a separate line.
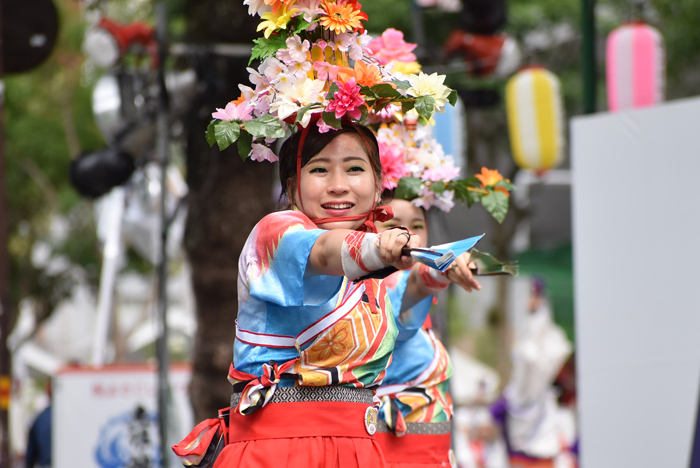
[366, 28, 514, 222]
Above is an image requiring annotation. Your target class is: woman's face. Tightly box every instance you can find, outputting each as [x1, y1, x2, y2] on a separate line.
[376, 199, 428, 248]
[294, 133, 379, 230]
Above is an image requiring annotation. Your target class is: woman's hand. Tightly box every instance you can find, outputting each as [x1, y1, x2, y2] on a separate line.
[446, 252, 481, 292]
[378, 229, 420, 271]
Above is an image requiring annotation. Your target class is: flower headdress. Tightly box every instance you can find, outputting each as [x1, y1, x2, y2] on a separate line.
[205, 0, 459, 163]
[376, 117, 513, 222]
[367, 28, 514, 223]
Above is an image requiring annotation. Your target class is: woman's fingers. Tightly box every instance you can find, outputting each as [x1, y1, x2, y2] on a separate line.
[446, 252, 481, 292]
[379, 229, 418, 269]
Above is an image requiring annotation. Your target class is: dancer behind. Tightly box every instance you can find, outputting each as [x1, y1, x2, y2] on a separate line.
[368, 114, 480, 468]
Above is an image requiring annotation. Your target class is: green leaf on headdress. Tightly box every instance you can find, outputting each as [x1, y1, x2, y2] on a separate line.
[245, 114, 287, 139]
[370, 83, 401, 99]
[392, 80, 411, 91]
[481, 191, 509, 224]
[237, 130, 253, 161]
[325, 81, 341, 100]
[395, 177, 422, 200]
[360, 86, 377, 99]
[206, 120, 218, 147]
[296, 103, 322, 124]
[401, 100, 415, 115]
[429, 181, 445, 194]
[462, 176, 482, 186]
[415, 96, 435, 120]
[448, 89, 459, 107]
[215, 121, 240, 151]
[453, 179, 482, 208]
[357, 104, 369, 123]
[250, 34, 288, 65]
[293, 18, 314, 34]
[322, 111, 342, 130]
[495, 179, 516, 192]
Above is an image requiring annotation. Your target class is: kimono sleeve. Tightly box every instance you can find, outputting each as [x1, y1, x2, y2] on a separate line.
[242, 211, 342, 307]
[386, 270, 433, 342]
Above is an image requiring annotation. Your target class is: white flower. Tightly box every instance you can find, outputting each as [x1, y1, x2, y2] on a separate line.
[261, 57, 288, 81]
[349, 32, 373, 61]
[335, 32, 355, 52]
[273, 72, 297, 91]
[270, 78, 325, 126]
[286, 35, 311, 63]
[407, 72, 452, 112]
[254, 92, 273, 117]
[288, 61, 312, 79]
[238, 84, 256, 102]
[434, 190, 455, 212]
[412, 147, 441, 170]
[293, 0, 323, 22]
[244, 0, 271, 16]
[250, 143, 279, 162]
[412, 186, 454, 212]
[247, 67, 269, 87]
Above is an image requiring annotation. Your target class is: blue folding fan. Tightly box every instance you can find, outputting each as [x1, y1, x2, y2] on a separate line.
[402, 234, 485, 273]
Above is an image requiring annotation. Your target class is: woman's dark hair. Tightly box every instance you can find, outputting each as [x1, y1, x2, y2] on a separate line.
[278, 122, 384, 208]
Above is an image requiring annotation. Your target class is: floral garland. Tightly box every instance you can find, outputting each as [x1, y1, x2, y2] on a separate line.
[374, 117, 514, 223]
[206, 0, 458, 162]
[365, 28, 514, 223]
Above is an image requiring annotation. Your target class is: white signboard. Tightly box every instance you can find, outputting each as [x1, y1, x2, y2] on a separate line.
[571, 97, 700, 467]
[53, 364, 194, 468]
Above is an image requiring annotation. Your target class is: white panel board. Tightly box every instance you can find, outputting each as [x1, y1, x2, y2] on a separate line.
[571, 97, 700, 468]
[53, 364, 193, 468]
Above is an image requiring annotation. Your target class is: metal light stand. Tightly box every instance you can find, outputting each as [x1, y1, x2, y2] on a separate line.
[155, 2, 171, 466]
[582, 0, 597, 114]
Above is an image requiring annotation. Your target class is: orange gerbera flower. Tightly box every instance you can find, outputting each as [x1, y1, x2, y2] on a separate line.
[320, 0, 365, 34]
[475, 167, 504, 187]
[335, 61, 383, 87]
[232, 95, 246, 105]
[353, 61, 383, 87]
[336, 66, 356, 83]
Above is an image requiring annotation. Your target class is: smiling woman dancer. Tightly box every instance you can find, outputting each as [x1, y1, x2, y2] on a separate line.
[213, 122, 419, 468]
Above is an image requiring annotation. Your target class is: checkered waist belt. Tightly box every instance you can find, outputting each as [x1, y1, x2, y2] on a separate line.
[376, 420, 452, 435]
[375, 423, 452, 465]
[228, 386, 380, 443]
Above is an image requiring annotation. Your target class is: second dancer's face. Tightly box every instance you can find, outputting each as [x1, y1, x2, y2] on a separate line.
[295, 133, 379, 230]
[376, 199, 428, 248]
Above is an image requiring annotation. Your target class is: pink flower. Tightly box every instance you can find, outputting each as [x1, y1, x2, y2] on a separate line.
[314, 61, 340, 81]
[422, 159, 461, 182]
[368, 28, 417, 65]
[369, 103, 401, 123]
[212, 102, 254, 122]
[326, 78, 365, 119]
[317, 118, 336, 133]
[379, 141, 408, 190]
[249, 143, 279, 162]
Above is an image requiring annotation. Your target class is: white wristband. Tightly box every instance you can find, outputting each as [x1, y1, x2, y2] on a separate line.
[340, 232, 391, 280]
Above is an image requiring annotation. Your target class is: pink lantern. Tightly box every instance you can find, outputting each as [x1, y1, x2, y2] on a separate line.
[606, 22, 665, 112]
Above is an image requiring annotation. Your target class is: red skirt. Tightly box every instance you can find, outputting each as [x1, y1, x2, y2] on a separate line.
[375, 422, 453, 468]
[213, 399, 387, 468]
